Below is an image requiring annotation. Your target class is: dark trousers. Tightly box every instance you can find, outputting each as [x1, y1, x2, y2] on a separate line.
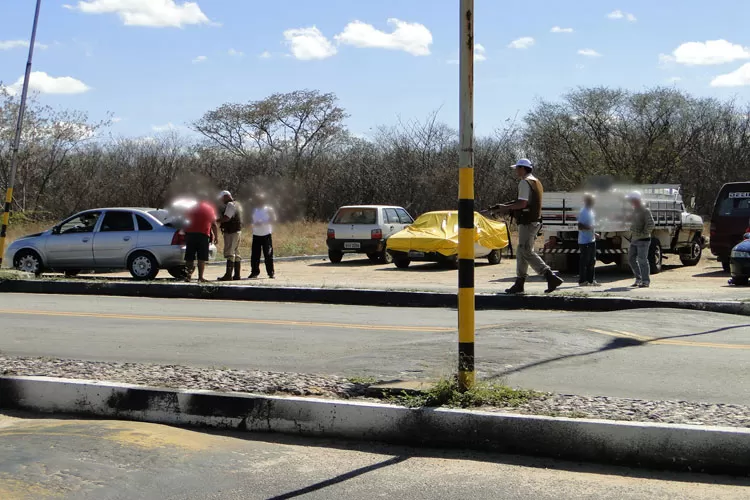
[579, 242, 596, 284]
[251, 234, 274, 276]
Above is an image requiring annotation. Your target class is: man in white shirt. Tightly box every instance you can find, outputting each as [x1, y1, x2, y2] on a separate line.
[249, 193, 277, 279]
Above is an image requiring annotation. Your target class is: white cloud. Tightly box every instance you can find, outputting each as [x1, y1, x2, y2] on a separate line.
[334, 19, 432, 56]
[192, 55, 207, 63]
[111, 116, 123, 123]
[65, 0, 212, 28]
[474, 43, 487, 62]
[259, 51, 272, 59]
[550, 26, 574, 34]
[578, 48, 602, 57]
[152, 122, 183, 132]
[576, 64, 586, 70]
[608, 10, 637, 22]
[658, 53, 676, 66]
[508, 37, 534, 49]
[666, 76, 682, 84]
[228, 48, 243, 57]
[711, 63, 750, 87]
[4, 71, 90, 95]
[283, 27, 337, 60]
[0, 40, 49, 50]
[668, 40, 750, 66]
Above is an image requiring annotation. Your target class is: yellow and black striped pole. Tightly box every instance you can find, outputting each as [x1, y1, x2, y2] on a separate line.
[0, 0, 42, 268]
[457, 0, 475, 391]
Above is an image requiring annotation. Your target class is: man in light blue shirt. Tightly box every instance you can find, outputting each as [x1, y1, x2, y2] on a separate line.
[578, 193, 598, 286]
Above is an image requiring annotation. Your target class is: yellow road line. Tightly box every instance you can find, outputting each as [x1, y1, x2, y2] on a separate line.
[0, 308, 453, 333]
[588, 328, 750, 350]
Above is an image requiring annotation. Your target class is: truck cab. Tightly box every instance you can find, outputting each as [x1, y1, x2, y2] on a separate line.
[710, 182, 750, 272]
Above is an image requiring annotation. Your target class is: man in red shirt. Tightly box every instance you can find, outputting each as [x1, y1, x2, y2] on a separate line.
[184, 196, 218, 282]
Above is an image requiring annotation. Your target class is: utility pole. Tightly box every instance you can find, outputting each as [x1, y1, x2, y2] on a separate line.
[457, 0, 475, 391]
[0, 0, 42, 267]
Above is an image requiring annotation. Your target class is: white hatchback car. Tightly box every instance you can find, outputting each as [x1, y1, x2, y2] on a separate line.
[326, 205, 413, 264]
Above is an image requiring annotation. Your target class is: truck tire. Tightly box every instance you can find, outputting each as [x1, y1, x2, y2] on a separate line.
[721, 258, 730, 273]
[679, 238, 702, 267]
[649, 239, 663, 275]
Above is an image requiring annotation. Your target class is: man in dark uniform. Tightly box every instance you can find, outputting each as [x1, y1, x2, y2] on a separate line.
[492, 158, 563, 294]
[217, 190, 243, 281]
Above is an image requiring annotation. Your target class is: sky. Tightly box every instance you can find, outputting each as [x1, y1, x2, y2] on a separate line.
[2, 0, 750, 139]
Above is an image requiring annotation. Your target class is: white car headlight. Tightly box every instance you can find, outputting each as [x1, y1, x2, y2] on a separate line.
[731, 250, 750, 258]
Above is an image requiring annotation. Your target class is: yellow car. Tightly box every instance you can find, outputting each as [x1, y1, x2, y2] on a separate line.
[386, 211, 509, 268]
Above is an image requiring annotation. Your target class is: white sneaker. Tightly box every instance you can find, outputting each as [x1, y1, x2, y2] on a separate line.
[589, 281, 602, 287]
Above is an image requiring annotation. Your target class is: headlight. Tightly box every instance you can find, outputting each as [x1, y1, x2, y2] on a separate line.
[731, 250, 750, 258]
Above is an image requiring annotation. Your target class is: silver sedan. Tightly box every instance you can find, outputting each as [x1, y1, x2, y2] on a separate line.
[4, 208, 216, 280]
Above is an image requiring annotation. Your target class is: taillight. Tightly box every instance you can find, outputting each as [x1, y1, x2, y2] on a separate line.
[171, 230, 186, 245]
[710, 222, 716, 238]
[327, 229, 335, 240]
[371, 229, 383, 239]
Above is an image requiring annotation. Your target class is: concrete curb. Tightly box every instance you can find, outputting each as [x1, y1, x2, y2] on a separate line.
[0, 278, 748, 315]
[1, 376, 748, 474]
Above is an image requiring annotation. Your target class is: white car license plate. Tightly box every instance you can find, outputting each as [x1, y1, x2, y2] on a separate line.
[344, 242, 361, 249]
[409, 251, 425, 258]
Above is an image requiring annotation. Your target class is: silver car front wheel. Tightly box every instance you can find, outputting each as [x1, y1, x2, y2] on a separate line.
[14, 250, 43, 276]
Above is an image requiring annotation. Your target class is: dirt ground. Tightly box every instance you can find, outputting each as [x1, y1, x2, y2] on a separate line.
[47, 251, 749, 303]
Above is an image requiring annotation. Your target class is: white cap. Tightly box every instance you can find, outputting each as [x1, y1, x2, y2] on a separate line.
[511, 158, 533, 169]
[218, 190, 231, 200]
[626, 191, 642, 201]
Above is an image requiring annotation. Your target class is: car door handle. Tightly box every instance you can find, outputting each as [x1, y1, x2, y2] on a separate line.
[123, 236, 131, 241]
[82, 238, 90, 242]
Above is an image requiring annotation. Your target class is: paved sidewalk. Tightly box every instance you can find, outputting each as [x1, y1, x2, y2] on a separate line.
[58, 255, 749, 303]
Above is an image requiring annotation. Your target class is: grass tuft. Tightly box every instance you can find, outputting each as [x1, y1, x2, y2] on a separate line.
[388, 377, 539, 409]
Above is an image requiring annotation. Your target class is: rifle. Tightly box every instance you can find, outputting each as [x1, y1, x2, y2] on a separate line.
[480, 204, 515, 259]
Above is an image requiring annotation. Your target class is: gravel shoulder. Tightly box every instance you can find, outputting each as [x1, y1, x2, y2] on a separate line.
[16, 254, 748, 303]
[3, 355, 748, 429]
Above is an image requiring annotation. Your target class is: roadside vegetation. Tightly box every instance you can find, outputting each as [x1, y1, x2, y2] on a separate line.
[385, 377, 540, 409]
[1, 85, 748, 230]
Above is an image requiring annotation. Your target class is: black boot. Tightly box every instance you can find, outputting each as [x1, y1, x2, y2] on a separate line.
[545, 270, 564, 293]
[217, 260, 233, 281]
[233, 260, 242, 280]
[505, 277, 526, 294]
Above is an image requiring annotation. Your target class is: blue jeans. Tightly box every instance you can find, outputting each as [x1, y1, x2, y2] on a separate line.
[629, 239, 651, 285]
[579, 243, 596, 284]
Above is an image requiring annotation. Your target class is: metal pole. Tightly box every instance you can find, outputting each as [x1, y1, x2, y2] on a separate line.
[457, 0, 475, 391]
[0, 0, 42, 267]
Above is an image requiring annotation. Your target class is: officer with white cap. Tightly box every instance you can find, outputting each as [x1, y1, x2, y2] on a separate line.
[216, 190, 243, 281]
[492, 159, 563, 294]
[626, 190, 655, 288]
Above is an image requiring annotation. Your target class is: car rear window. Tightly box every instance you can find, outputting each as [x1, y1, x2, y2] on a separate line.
[136, 214, 154, 231]
[717, 192, 750, 217]
[333, 208, 377, 224]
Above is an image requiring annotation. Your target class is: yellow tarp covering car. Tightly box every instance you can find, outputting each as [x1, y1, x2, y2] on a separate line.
[386, 211, 509, 256]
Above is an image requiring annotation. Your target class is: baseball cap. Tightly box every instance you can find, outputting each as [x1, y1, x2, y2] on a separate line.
[511, 158, 533, 169]
[217, 190, 231, 200]
[626, 191, 642, 201]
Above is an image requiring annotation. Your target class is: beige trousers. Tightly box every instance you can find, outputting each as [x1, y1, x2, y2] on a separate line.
[223, 231, 242, 262]
[516, 223, 550, 278]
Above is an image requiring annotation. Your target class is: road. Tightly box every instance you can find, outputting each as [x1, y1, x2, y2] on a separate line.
[0, 293, 749, 404]
[1, 412, 748, 500]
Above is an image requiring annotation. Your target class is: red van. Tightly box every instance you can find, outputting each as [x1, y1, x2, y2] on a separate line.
[710, 182, 750, 271]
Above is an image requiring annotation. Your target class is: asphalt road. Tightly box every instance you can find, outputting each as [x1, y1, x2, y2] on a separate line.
[1, 293, 749, 404]
[1, 412, 748, 500]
